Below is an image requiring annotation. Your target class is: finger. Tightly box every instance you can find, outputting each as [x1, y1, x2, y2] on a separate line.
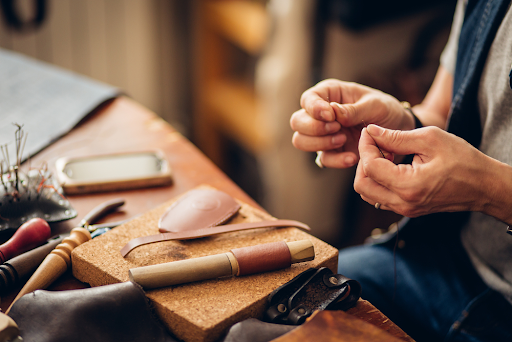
[360, 195, 389, 211]
[366, 124, 431, 157]
[300, 80, 343, 122]
[358, 127, 416, 193]
[354, 160, 401, 210]
[330, 96, 385, 128]
[292, 131, 347, 152]
[358, 128, 388, 169]
[319, 149, 358, 168]
[290, 109, 341, 136]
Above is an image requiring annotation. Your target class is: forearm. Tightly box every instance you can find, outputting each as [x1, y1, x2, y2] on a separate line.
[406, 66, 453, 130]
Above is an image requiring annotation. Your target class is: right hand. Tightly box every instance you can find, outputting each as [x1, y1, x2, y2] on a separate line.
[290, 79, 415, 168]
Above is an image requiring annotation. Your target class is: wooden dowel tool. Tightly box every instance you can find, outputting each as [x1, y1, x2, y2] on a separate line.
[129, 240, 315, 289]
[4, 198, 125, 313]
[6, 228, 91, 314]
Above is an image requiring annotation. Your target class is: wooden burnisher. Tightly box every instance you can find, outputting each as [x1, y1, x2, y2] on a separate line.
[129, 240, 314, 289]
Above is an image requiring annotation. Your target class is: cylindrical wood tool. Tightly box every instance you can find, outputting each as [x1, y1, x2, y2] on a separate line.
[129, 240, 314, 289]
[6, 228, 91, 313]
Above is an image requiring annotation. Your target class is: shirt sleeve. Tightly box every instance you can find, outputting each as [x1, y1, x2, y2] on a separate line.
[440, 0, 467, 75]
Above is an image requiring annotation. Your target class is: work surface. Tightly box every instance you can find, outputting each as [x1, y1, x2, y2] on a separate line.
[1, 97, 412, 341]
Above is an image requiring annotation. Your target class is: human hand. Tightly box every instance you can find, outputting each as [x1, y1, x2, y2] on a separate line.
[354, 124, 493, 217]
[290, 79, 414, 168]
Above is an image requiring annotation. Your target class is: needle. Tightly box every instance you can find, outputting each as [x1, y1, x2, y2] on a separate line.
[362, 120, 385, 158]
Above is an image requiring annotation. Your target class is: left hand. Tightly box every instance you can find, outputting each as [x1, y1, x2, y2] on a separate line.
[354, 124, 494, 218]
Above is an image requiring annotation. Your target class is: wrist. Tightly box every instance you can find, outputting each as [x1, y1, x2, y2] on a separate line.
[398, 101, 422, 164]
[401, 101, 423, 130]
[481, 158, 512, 226]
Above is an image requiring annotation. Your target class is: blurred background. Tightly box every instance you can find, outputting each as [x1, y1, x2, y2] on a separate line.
[0, 0, 456, 248]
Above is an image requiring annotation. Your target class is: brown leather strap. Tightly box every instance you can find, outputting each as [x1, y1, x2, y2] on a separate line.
[120, 220, 310, 257]
[231, 241, 291, 276]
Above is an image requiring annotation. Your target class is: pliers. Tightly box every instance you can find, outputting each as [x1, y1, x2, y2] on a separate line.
[76, 198, 129, 238]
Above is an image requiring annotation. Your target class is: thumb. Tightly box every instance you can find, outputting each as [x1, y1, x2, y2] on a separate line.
[366, 124, 427, 156]
[331, 101, 373, 127]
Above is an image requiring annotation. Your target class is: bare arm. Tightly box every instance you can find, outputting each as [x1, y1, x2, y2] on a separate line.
[410, 65, 453, 129]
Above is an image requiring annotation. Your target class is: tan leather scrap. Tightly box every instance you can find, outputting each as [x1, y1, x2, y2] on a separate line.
[120, 219, 311, 257]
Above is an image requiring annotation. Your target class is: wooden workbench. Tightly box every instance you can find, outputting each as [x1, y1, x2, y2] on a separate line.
[1, 97, 412, 341]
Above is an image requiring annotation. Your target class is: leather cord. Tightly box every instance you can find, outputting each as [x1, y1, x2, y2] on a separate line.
[121, 219, 311, 257]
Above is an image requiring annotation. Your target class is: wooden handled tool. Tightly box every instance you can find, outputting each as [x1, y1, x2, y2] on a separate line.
[6, 228, 91, 313]
[0, 218, 51, 264]
[5, 198, 125, 313]
[129, 240, 315, 289]
[0, 235, 63, 294]
[0, 312, 21, 342]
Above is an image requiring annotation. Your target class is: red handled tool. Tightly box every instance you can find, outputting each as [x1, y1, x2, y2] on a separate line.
[0, 218, 51, 264]
[6, 198, 125, 313]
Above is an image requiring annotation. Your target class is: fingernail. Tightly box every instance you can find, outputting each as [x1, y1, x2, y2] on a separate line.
[368, 124, 384, 136]
[345, 155, 355, 166]
[325, 121, 340, 133]
[320, 110, 333, 121]
[332, 134, 345, 146]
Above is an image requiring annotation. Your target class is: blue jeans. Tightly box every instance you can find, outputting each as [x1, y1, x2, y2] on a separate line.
[338, 239, 512, 342]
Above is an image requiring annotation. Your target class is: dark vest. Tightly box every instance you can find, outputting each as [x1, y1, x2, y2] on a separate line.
[394, 0, 511, 245]
[448, 0, 510, 147]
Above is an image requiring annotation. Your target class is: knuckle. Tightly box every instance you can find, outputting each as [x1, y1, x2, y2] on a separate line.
[313, 124, 325, 136]
[291, 132, 301, 149]
[418, 126, 441, 145]
[344, 103, 357, 118]
[318, 78, 338, 87]
[289, 116, 297, 131]
[386, 129, 406, 146]
[400, 189, 417, 202]
[353, 179, 363, 195]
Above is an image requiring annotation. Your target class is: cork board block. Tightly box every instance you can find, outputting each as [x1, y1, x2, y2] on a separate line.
[72, 188, 338, 342]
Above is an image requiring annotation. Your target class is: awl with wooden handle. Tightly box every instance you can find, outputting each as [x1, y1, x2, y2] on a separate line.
[129, 240, 315, 289]
[6, 198, 125, 313]
[6, 227, 90, 313]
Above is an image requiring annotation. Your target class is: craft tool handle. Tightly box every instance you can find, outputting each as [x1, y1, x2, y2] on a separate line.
[0, 218, 52, 264]
[129, 240, 315, 289]
[79, 198, 125, 227]
[0, 312, 20, 342]
[6, 227, 91, 313]
[0, 236, 63, 294]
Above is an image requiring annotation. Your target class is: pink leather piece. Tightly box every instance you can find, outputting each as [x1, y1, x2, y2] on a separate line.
[158, 189, 241, 233]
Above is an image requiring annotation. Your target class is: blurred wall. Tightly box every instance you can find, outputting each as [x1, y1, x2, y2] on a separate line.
[254, 0, 453, 246]
[0, 0, 192, 135]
